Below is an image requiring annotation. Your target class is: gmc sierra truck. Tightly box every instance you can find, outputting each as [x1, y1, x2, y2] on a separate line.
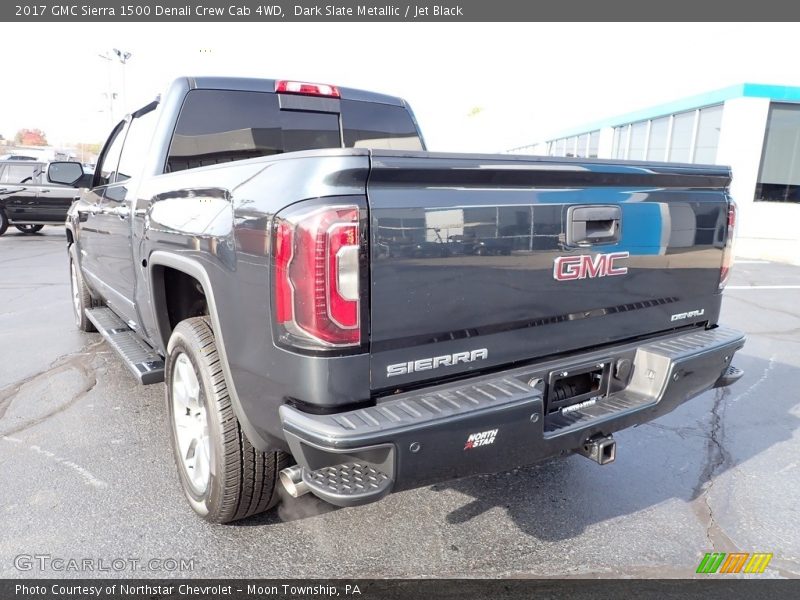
[56, 76, 745, 523]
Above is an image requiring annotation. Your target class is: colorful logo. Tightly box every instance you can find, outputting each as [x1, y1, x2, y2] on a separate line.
[553, 252, 629, 281]
[696, 552, 773, 574]
[464, 429, 498, 450]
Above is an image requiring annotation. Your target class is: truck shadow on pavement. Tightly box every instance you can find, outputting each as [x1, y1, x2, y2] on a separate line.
[233, 486, 340, 526]
[433, 353, 797, 541]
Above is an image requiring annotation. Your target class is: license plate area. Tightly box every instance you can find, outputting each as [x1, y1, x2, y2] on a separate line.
[545, 361, 611, 414]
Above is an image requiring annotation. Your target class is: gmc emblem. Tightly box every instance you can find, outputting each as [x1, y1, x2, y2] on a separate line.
[553, 251, 630, 281]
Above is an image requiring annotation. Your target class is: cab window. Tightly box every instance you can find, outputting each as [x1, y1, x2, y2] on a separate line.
[0, 162, 42, 184]
[96, 124, 126, 186]
[116, 105, 158, 183]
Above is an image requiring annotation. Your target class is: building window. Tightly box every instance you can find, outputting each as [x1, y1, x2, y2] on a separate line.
[647, 116, 669, 161]
[613, 126, 628, 159]
[576, 133, 588, 158]
[564, 136, 576, 157]
[669, 110, 695, 163]
[588, 131, 599, 158]
[693, 104, 723, 164]
[755, 103, 800, 203]
[628, 121, 647, 160]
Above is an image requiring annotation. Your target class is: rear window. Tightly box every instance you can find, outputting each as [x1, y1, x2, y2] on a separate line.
[166, 90, 341, 173]
[166, 89, 423, 173]
[341, 100, 423, 151]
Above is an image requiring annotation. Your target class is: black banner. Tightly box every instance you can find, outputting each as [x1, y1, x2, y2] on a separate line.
[2, 580, 800, 600]
[3, 0, 800, 22]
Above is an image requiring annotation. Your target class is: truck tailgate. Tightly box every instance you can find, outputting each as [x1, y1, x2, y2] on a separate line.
[366, 151, 732, 391]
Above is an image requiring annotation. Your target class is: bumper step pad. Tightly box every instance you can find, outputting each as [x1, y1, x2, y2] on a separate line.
[85, 307, 164, 384]
[715, 365, 744, 388]
[544, 327, 745, 434]
[303, 463, 392, 507]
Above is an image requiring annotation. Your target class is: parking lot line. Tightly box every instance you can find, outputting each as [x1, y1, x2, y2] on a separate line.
[726, 285, 800, 290]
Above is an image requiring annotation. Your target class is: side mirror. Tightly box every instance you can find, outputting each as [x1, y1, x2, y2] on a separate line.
[47, 161, 84, 186]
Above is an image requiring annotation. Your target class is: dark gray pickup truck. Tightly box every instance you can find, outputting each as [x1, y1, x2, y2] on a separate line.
[57, 76, 745, 523]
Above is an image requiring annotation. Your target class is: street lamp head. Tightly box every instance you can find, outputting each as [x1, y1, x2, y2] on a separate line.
[112, 48, 133, 63]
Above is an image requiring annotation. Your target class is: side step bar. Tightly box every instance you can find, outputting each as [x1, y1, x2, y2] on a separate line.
[85, 307, 165, 384]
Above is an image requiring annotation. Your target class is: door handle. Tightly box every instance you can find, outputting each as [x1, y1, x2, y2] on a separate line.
[39, 189, 50, 194]
[567, 205, 621, 246]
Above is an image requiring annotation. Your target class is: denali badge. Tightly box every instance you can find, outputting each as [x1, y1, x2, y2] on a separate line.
[554, 251, 629, 281]
[671, 309, 705, 322]
[386, 348, 488, 377]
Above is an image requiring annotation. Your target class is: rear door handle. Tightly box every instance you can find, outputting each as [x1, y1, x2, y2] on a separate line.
[567, 205, 621, 246]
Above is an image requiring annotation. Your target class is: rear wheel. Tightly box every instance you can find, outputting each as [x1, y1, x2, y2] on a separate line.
[16, 224, 45, 234]
[68, 244, 96, 332]
[166, 317, 289, 523]
[0, 210, 7, 236]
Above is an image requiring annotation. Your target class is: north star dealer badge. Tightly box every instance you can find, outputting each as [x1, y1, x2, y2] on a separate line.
[464, 429, 498, 450]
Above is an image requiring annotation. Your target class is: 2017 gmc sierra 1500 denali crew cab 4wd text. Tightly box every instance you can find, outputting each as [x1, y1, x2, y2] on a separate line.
[53, 76, 745, 523]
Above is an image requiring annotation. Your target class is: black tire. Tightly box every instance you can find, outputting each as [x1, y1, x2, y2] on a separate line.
[68, 244, 96, 332]
[166, 316, 290, 523]
[0, 209, 7, 236]
[16, 224, 44, 234]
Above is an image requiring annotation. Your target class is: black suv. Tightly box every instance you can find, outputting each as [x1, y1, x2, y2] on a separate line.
[0, 161, 85, 235]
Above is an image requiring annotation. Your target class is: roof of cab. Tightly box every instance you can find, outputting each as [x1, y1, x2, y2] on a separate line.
[186, 76, 405, 106]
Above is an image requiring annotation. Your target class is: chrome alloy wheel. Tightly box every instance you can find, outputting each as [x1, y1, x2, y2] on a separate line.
[171, 352, 211, 495]
[70, 261, 81, 327]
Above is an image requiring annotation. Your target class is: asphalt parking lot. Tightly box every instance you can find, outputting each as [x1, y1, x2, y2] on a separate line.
[1, 227, 798, 579]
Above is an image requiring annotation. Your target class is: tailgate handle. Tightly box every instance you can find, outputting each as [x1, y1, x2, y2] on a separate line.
[567, 205, 621, 246]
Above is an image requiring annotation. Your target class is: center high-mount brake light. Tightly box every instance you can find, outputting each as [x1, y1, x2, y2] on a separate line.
[273, 204, 362, 349]
[274, 80, 340, 98]
[719, 200, 737, 290]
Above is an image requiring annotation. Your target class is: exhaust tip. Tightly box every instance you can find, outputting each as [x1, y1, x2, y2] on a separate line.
[279, 465, 310, 498]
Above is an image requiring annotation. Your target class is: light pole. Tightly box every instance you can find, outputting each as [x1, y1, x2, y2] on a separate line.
[112, 48, 132, 113]
[97, 51, 115, 127]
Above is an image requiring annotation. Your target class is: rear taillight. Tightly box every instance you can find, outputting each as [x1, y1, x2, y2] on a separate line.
[273, 203, 363, 349]
[719, 200, 737, 290]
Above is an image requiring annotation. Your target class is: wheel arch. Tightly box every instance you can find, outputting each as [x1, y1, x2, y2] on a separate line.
[147, 251, 273, 451]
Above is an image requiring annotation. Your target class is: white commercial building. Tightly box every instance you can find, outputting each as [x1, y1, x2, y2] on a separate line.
[509, 84, 800, 262]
